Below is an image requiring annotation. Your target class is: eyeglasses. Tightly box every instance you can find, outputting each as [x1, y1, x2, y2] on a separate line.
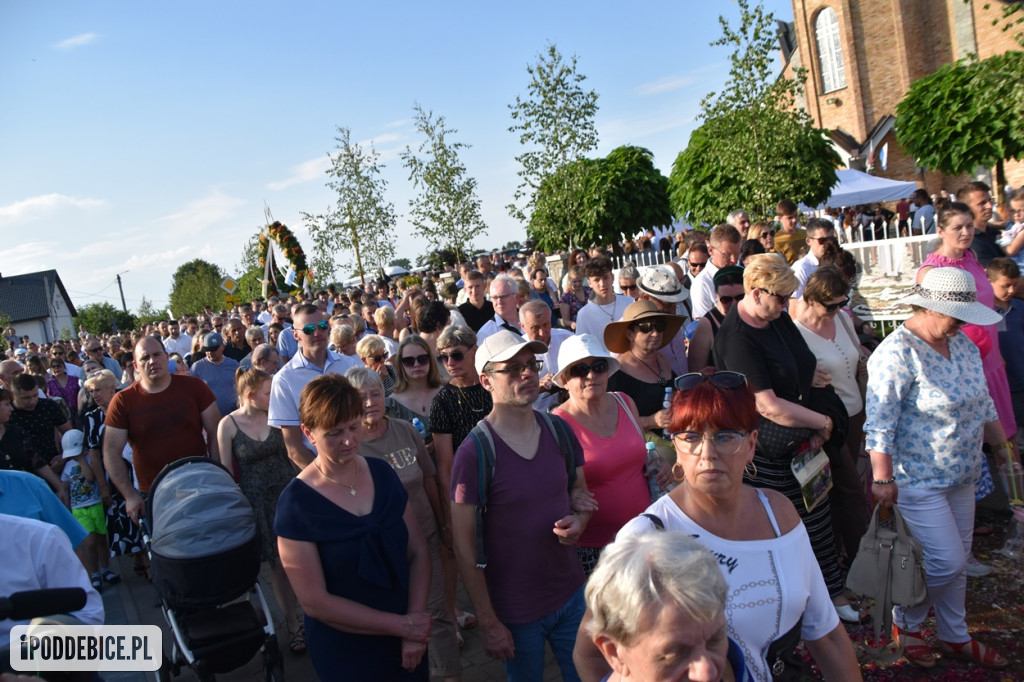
[822, 296, 850, 313]
[689, 261, 707, 270]
[759, 231, 776, 239]
[674, 371, 746, 392]
[567, 358, 610, 380]
[757, 288, 791, 303]
[807, 236, 833, 245]
[437, 350, 466, 365]
[486, 359, 543, 377]
[717, 293, 744, 304]
[491, 292, 516, 302]
[300, 320, 330, 335]
[400, 354, 431, 368]
[631, 319, 668, 334]
[620, 284, 638, 293]
[670, 430, 748, 456]
[86, 347, 102, 353]
[368, 353, 388, 363]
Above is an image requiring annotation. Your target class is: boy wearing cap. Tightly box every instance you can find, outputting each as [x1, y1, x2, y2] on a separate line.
[60, 429, 120, 590]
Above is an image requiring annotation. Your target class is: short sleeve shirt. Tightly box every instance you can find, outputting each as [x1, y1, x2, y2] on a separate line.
[9, 400, 67, 462]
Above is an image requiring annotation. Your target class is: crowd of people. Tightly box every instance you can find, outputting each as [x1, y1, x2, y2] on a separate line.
[3, 181, 1024, 681]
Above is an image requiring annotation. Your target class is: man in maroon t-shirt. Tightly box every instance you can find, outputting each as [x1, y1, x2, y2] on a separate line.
[450, 330, 592, 679]
[103, 336, 220, 523]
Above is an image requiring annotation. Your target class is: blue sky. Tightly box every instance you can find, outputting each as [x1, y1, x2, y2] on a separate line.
[0, 0, 794, 314]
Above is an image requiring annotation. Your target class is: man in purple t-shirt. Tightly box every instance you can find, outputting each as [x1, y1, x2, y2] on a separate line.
[450, 330, 591, 681]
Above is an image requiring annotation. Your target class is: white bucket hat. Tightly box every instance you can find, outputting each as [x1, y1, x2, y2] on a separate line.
[637, 265, 689, 303]
[904, 267, 1002, 326]
[553, 334, 621, 388]
[475, 329, 547, 375]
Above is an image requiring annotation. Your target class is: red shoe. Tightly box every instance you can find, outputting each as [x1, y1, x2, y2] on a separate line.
[940, 639, 1008, 669]
[892, 623, 935, 668]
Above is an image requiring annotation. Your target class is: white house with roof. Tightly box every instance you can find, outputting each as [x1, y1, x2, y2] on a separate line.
[0, 270, 77, 344]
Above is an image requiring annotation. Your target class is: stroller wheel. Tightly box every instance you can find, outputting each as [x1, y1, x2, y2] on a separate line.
[190, 659, 215, 682]
[263, 638, 285, 682]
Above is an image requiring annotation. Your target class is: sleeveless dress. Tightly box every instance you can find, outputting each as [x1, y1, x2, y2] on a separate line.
[230, 417, 295, 561]
[920, 251, 1017, 438]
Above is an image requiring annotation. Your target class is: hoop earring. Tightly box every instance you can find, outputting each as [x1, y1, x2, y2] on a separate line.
[744, 460, 758, 478]
[671, 462, 685, 483]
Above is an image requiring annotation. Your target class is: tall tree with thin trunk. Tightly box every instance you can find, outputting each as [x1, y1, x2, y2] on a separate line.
[401, 104, 485, 262]
[304, 127, 397, 286]
[508, 43, 599, 236]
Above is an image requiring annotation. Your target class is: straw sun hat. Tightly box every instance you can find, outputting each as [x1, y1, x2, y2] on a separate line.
[904, 267, 1001, 326]
[603, 300, 684, 353]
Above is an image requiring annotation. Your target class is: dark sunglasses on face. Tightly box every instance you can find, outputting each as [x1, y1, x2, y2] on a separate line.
[437, 350, 465, 364]
[822, 296, 850, 313]
[620, 284, 639, 293]
[717, 293, 744, 304]
[567, 358, 610, 380]
[759, 231, 776, 239]
[400, 354, 431, 368]
[631, 319, 668, 334]
[674, 370, 747, 392]
[807, 236, 833, 245]
[368, 353, 387, 363]
[689, 261, 707, 270]
[301, 320, 330, 335]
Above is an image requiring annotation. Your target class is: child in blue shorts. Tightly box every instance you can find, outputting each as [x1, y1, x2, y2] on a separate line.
[61, 429, 120, 590]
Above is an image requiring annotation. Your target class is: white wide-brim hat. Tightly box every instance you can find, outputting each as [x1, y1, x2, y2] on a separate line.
[553, 334, 621, 388]
[904, 267, 1002, 326]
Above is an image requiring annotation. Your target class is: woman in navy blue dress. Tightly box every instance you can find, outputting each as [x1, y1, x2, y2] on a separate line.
[275, 374, 431, 681]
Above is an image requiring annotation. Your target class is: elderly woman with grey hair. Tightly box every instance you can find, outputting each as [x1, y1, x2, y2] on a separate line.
[616, 262, 641, 300]
[346, 366, 461, 681]
[357, 334, 397, 397]
[583, 531, 752, 682]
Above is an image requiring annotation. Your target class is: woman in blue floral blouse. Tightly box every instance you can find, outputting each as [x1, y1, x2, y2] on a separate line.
[865, 267, 1014, 670]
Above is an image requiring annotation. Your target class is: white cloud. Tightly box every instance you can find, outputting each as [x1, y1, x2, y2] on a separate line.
[0, 193, 105, 224]
[156, 190, 246, 234]
[635, 75, 699, 96]
[384, 119, 410, 129]
[267, 155, 331, 190]
[359, 132, 401, 148]
[52, 33, 97, 51]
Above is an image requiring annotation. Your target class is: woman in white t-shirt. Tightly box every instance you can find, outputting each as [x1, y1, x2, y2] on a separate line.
[573, 371, 861, 682]
[794, 265, 871, 573]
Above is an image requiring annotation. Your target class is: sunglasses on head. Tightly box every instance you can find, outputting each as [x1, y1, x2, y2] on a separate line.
[567, 358, 609, 380]
[822, 296, 850, 313]
[717, 293, 744, 304]
[437, 350, 465, 364]
[301, 320, 330, 335]
[631, 319, 668, 334]
[674, 371, 746, 392]
[400, 354, 431, 368]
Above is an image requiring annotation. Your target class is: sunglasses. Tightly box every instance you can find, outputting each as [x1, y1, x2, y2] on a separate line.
[368, 353, 388, 363]
[689, 261, 708, 269]
[759, 231, 776, 239]
[758, 288, 791, 303]
[631, 319, 668, 334]
[567, 358, 609, 380]
[822, 296, 850, 313]
[717, 293, 744, 304]
[486, 359, 543, 377]
[301, 320, 330, 335]
[674, 371, 746, 392]
[807, 236, 833, 245]
[620, 284, 639, 293]
[400, 354, 431, 368]
[437, 350, 466, 364]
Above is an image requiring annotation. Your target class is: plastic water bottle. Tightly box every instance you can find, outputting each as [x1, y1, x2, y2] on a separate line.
[646, 441, 675, 501]
[999, 517, 1024, 559]
[411, 417, 427, 440]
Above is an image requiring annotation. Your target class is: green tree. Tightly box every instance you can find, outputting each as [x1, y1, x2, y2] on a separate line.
[668, 0, 840, 223]
[508, 43, 599, 234]
[389, 257, 413, 271]
[135, 296, 165, 327]
[896, 50, 1024, 206]
[74, 302, 136, 336]
[168, 259, 225, 318]
[401, 104, 485, 260]
[530, 146, 672, 252]
[304, 127, 397, 286]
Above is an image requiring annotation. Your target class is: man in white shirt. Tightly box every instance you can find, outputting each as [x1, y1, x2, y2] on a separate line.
[519, 300, 572, 411]
[727, 209, 751, 240]
[162, 320, 192, 358]
[792, 218, 838, 299]
[476, 274, 524, 343]
[689, 224, 742, 319]
[575, 256, 633, 338]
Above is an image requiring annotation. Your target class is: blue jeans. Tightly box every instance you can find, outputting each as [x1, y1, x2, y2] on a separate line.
[503, 586, 585, 682]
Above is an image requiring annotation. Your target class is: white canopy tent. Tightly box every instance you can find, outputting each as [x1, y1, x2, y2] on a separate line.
[815, 168, 918, 208]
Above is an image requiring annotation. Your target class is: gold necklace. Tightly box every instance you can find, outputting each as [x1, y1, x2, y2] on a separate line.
[315, 459, 360, 496]
[454, 383, 485, 414]
[630, 350, 670, 387]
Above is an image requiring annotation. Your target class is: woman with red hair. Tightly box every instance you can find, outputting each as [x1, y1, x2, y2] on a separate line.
[574, 371, 861, 682]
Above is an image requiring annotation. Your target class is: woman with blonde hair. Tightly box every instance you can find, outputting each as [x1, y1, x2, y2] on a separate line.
[357, 334, 396, 396]
[217, 367, 304, 653]
[713, 253, 857, 622]
[374, 305, 400, 355]
[330, 323, 358, 358]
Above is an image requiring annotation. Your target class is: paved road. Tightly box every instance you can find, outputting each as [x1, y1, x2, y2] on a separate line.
[101, 555, 566, 681]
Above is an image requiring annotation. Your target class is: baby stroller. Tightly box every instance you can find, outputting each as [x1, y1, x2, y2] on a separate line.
[143, 456, 284, 681]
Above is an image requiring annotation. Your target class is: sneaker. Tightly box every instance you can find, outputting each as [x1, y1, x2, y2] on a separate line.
[90, 573, 103, 592]
[100, 568, 121, 585]
[966, 555, 993, 577]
